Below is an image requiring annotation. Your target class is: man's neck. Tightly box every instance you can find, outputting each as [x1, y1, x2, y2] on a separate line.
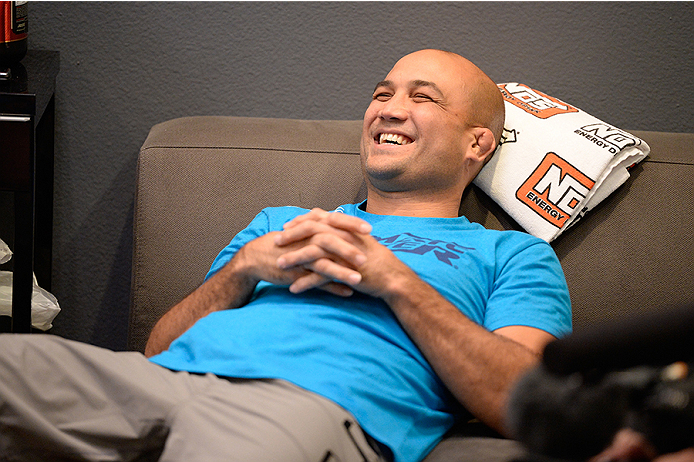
[364, 189, 462, 218]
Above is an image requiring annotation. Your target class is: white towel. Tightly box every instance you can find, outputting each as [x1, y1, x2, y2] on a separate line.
[473, 83, 650, 242]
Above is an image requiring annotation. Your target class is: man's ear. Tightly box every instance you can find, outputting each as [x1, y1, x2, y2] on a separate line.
[468, 127, 497, 164]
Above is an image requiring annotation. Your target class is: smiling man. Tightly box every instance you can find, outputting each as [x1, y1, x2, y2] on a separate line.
[0, 50, 571, 462]
[361, 50, 504, 217]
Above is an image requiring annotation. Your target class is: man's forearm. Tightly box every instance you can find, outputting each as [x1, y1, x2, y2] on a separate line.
[382, 269, 542, 436]
[144, 252, 258, 357]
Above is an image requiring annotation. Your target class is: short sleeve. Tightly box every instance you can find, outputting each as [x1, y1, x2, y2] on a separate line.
[483, 240, 572, 338]
[204, 211, 271, 281]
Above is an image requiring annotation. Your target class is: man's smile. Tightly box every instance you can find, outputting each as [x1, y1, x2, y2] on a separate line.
[376, 132, 414, 146]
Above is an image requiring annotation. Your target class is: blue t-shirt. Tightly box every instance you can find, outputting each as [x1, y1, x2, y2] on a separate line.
[150, 202, 572, 462]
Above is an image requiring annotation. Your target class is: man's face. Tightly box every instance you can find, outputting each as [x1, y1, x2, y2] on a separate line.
[360, 50, 476, 195]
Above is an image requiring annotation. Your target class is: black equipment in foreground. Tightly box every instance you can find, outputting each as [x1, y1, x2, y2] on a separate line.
[507, 305, 694, 460]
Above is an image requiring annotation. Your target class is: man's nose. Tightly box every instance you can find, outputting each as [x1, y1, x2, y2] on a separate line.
[378, 94, 408, 121]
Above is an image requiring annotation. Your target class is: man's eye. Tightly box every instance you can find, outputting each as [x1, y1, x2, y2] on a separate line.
[374, 93, 392, 102]
[413, 94, 434, 102]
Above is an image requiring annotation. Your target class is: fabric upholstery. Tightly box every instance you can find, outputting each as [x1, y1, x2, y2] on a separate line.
[129, 116, 694, 461]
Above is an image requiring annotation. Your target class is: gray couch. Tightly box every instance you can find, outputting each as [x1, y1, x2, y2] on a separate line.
[129, 116, 694, 461]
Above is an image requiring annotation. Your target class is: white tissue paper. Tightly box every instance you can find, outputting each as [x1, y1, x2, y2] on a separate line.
[0, 238, 61, 330]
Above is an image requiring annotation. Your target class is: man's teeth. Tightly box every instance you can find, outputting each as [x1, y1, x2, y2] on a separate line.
[379, 133, 412, 145]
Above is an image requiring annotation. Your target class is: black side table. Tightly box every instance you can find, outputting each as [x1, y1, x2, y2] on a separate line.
[0, 50, 59, 333]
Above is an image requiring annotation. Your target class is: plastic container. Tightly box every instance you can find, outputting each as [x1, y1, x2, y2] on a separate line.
[1, 1, 28, 67]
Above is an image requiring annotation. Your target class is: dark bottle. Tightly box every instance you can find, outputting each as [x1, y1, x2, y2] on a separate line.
[1, 1, 28, 67]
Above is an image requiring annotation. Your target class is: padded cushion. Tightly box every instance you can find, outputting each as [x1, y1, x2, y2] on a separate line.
[129, 117, 365, 352]
[130, 117, 694, 361]
[552, 131, 694, 327]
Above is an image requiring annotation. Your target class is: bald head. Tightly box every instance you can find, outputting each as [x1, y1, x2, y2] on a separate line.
[391, 49, 505, 146]
[360, 49, 506, 213]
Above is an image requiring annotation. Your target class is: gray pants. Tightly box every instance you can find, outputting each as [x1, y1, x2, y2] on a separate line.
[0, 334, 385, 462]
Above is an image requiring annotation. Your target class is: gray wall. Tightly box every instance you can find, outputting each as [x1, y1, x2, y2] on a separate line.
[25, 1, 694, 350]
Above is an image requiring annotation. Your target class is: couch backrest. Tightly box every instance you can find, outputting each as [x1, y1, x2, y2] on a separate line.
[129, 116, 694, 352]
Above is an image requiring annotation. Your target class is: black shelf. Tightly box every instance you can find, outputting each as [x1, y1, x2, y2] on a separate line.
[0, 50, 59, 333]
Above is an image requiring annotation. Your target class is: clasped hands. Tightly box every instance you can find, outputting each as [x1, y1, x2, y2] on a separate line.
[242, 208, 405, 300]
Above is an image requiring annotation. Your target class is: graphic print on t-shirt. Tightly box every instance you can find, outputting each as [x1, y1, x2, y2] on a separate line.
[373, 233, 475, 269]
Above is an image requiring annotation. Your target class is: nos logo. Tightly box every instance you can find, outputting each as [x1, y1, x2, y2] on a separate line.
[498, 83, 578, 119]
[516, 153, 595, 228]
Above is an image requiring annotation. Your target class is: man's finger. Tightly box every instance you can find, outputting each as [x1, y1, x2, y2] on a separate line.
[287, 259, 362, 294]
[277, 235, 366, 269]
[282, 208, 331, 229]
[275, 220, 354, 246]
[320, 282, 355, 298]
[325, 211, 372, 234]
[288, 271, 355, 297]
[283, 209, 372, 235]
[655, 448, 694, 462]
